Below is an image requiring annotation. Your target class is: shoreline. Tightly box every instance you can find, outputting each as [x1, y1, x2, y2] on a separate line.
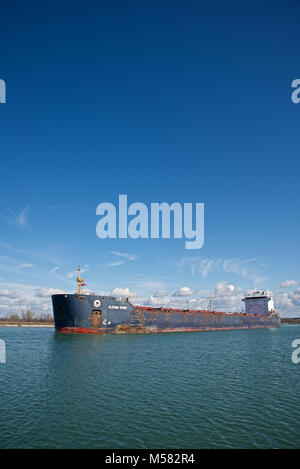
[281, 318, 300, 324]
[0, 323, 54, 327]
[0, 319, 299, 328]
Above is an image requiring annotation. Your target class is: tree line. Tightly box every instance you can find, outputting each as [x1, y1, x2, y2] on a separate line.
[0, 309, 54, 323]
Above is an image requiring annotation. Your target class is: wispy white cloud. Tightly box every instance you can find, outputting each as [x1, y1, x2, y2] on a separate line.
[0, 276, 298, 318]
[34, 287, 64, 298]
[280, 280, 298, 289]
[152, 289, 169, 298]
[275, 288, 300, 315]
[0, 242, 28, 256]
[209, 281, 243, 311]
[175, 256, 268, 284]
[7, 205, 31, 228]
[100, 251, 139, 268]
[0, 289, 19, 299]
[106, 260, 126, 267]
[132, 279, 300, 316]
[172, 286, 197, 297]
[16, 263, 34, 270]
[129, 279, 167, 295]
[0, 281, 61, 316]
[111, 287, 135, 297]
[110, 251, 138, 261]
[137, 280, 242, 312]
[147, 294, 173, 306]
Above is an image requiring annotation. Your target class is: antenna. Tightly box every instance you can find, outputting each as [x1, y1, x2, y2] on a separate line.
[76, 265, 86, 295]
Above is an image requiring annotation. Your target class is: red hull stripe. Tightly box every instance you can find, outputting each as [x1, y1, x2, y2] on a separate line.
[57, 325, 276, 334]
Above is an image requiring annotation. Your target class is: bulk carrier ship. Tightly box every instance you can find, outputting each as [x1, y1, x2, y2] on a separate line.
[51, 267, 280, 333]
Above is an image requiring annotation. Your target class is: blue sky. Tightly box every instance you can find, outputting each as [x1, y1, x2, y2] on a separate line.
[0, 0, 300, 316]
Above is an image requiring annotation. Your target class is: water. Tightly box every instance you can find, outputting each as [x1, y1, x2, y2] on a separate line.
[0, 325, 299, 449]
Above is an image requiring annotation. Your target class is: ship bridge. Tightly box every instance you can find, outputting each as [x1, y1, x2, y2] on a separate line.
[242, 290, 275, 315]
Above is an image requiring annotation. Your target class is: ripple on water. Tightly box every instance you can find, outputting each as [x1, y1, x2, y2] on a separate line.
[0, 326, 300, 448]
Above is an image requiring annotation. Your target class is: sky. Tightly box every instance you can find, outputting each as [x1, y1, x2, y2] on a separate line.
[0, 0, 300, 317]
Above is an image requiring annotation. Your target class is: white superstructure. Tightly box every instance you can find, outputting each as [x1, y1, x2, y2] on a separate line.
[242, 290, 274, 315]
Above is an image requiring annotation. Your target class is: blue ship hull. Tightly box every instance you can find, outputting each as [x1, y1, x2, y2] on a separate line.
[52, 294, 280, 333]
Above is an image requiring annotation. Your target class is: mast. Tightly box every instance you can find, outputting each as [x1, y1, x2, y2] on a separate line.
[76, 266, 85, 295]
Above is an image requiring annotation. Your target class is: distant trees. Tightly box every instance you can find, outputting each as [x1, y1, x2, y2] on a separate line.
[41, 313, 53, 322]
[21, 309, 36, 322]
[0, 310, 54, 323]
[9, 313, 20, 322]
